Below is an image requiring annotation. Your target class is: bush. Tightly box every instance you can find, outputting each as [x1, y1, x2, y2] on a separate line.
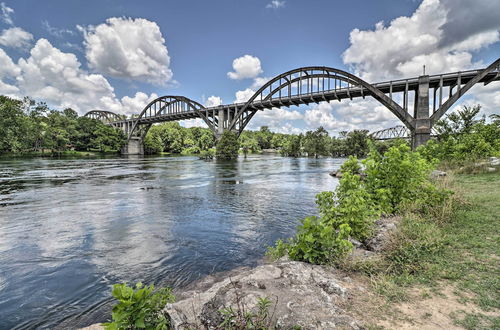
[268, 142, 445, 266]
[104, 282, 175, 330]
[363, 142, 433, 213]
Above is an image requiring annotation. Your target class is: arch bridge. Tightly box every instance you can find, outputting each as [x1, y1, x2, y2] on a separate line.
[84, 58, 500, 154]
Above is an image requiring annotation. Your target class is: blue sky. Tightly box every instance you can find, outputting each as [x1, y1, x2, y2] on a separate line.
[0, 0, 499, 134]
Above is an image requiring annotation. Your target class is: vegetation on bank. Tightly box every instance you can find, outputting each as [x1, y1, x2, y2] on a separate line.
[0, 96, 126, 155]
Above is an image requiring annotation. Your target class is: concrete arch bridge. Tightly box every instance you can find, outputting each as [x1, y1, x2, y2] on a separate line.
[84, 58, 500, 155]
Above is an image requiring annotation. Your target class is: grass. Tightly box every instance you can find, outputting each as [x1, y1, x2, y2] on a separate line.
[348, 170, 499, 328]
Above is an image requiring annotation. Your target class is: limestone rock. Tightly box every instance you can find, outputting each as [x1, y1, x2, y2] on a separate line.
[364, 216, 401, 252]
[490, 157, 500, 166]
[164, 261, 361, 329]
[430, 170, 447, 178]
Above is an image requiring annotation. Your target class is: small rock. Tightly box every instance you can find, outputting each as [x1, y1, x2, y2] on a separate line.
[486, 167, 496, 172]
[431, 170, 447, 178]
[329, 170, 342, 178]
[489, 157, 500, 166]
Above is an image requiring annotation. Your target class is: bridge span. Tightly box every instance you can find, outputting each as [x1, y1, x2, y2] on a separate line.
[85, 58, 500, 155]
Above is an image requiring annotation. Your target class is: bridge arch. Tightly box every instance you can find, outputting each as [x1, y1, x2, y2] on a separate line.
[228, 66, 415, 134]
[84, 110, 123, 123]
[127, 95, 211, 140]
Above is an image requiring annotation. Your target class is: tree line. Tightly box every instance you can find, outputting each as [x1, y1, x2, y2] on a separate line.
[0, 96, 125, 155]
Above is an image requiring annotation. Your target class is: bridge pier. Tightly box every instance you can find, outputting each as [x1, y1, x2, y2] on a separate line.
[411, 75, 431, 149]
[121, 137, 144, 155]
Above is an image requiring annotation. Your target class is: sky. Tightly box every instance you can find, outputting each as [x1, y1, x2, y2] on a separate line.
[0, 0, 499, 135]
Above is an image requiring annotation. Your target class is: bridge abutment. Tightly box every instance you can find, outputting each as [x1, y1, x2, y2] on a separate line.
[411, 75, 431, 149]
[121, 137, 144, 155]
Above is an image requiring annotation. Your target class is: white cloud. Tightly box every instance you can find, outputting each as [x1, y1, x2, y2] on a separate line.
[234, 88, 255, 103]
[0, 27, 33, 49]
[303, 100, 401, 135]
[205, 95, 222, 107]
[80, 17, 173, 85]
[250, 76, 270, 90]
[0, 2, 13, 25]
[341, 0, 500, 128]
[42, 20, 75, 38]
[266, 0, 285, 9]
[0, 38, 157, 116]
[117, 92, 159, 116]
[0, 48, 19, 95]
[248, 108, 303, 133]
[227, 55, 263, 80]
[342, 0, 500, 81]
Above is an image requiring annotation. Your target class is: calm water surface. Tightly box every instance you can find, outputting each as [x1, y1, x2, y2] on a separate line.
[0, 154, 343, 329]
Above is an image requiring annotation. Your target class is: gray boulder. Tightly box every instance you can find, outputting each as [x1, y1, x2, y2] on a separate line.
[165, 261, 361, 329]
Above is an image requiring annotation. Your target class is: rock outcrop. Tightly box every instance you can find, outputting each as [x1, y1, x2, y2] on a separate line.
[165, 261, 361, 329]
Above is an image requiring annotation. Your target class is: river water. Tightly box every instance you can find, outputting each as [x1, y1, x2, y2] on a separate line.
[0, 154, 342, 329]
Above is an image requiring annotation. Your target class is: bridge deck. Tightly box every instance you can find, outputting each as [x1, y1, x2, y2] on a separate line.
[110, 70, 499, 126]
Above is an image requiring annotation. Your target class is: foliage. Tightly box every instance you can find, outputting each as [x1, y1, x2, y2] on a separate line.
[363, 142, 433, 213]
[103, 282, 175, 330]
[417, 105, 500, 163]
[0, 96, 125, 155]
[216, 130, 240, 160]
[302, 126, 329, 158]
[199, 148, 215, 160]
[280, 134, 302, 157]
[219, 295, 276, 329]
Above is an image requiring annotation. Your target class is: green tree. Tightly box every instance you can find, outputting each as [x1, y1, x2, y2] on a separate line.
[345, 129, 370, 157]
[303, 127, 329, 158]
[0, 96, 30, 153]
[256, 126, 273, 149]
[280, 134, 302, 157]
[216, 130, 240, 160]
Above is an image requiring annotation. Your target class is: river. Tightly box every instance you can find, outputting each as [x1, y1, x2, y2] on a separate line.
[0, 154, 343, 329]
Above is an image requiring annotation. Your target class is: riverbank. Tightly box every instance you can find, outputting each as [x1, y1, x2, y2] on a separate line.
[84, 170, 499, 329]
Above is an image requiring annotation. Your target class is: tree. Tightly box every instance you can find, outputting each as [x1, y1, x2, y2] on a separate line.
[345, 130, 370, 157]
[281, 134, 302, 157]
[303, 127, 329, 158]
[0, 96, 30, 153]
[256, 126, 273, 149]
[216, 130, 240, 160]
[434, 104, 482, 139]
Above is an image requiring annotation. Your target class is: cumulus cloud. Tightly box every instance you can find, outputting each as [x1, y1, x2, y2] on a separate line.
[341, 0, 500, 128]
[227, 55, 263, 80]
[248, 108, 303, 133]
[234, 88, 255, 103]
[0, 2, 13, 25]
[342, 0, 499, 81]
[0, 38, 157, 116]
[266, 1, 285, 9]
[302, 100, 400, 135]
[0, 27, 33, 49]
[0, 48, 20, 95]
[80, 17, 173, 85]
[205, 95, 222, 107]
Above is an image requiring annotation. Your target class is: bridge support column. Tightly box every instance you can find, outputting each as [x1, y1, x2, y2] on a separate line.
[412, 75, 431, 149]
[121, 137, 144, 155]
[215, 108, 225, 140]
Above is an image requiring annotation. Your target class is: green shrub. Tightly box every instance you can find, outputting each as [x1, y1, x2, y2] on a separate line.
[363, 143, 432, 213]
[199, 148, 215, 160]
[104, 282, 175, 330]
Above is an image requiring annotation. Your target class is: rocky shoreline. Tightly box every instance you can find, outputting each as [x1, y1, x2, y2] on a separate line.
[81, 215, 400, 329]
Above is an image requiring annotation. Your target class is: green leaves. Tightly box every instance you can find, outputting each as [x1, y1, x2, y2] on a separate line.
[104, 282, 175, 330]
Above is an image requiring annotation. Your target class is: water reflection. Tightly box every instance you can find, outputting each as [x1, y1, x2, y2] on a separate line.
[0, 154, 343, 329]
